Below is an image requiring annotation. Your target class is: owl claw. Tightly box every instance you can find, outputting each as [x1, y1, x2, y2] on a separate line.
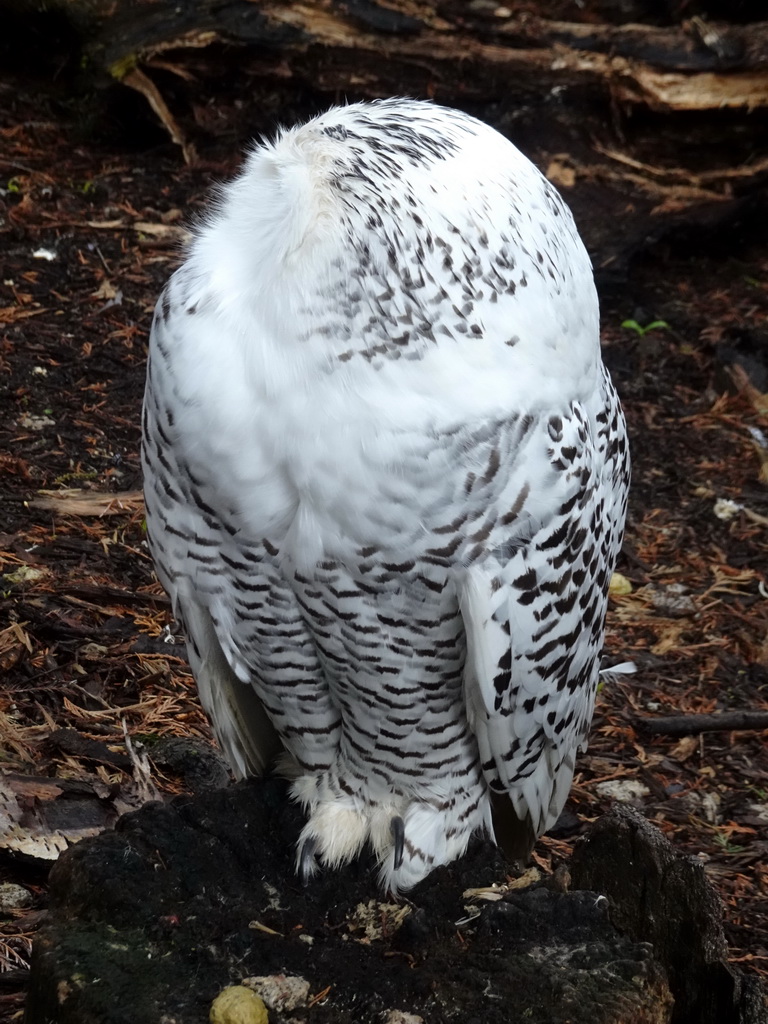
[391, 816, 405, 870]
[298, 836, 320, 884]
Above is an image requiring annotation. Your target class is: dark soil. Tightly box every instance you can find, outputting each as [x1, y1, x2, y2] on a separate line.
[1, 65, 767, 1022]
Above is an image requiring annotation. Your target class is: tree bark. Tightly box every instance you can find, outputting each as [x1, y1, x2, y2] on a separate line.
[25, 786, 767, 1024]
[11, 1, 768, 165]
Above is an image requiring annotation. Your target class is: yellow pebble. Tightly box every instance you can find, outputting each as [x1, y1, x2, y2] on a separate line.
[608, 571, 632, 596]
[209, 986, 268, 1024]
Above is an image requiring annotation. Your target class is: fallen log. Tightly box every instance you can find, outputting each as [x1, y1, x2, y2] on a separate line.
[79, 2, 768, 111]
[12, 1, 768, 162]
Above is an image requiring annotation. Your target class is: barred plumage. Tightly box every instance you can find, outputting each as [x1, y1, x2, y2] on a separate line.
[141, 98, 629, 891]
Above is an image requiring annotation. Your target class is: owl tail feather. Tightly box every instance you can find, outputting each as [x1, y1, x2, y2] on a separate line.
[489, 791, 536, 870]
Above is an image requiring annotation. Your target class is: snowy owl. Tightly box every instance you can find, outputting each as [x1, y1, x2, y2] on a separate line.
[141, 98, 629, 891]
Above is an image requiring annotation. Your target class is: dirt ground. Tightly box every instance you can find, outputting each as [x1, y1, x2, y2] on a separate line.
[1, 71, 767, 1022]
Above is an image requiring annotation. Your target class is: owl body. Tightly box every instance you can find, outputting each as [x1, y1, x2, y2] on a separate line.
[142, 99, 629, 890]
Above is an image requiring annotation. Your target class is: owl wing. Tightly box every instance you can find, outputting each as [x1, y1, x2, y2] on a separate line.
[460, 386, 627, 858]
[141, 280, 322, 781]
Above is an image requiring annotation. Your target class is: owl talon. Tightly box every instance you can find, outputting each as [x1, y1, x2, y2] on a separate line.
[391, 816, 405, 870]
[298, 836, 320, 884]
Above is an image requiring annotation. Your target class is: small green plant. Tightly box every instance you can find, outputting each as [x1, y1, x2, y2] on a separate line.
[713, 833, 744, 855]
[621, 319, 669, 337]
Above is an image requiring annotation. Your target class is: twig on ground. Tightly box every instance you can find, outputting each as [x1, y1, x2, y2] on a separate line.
[633, 711, 768, 736]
